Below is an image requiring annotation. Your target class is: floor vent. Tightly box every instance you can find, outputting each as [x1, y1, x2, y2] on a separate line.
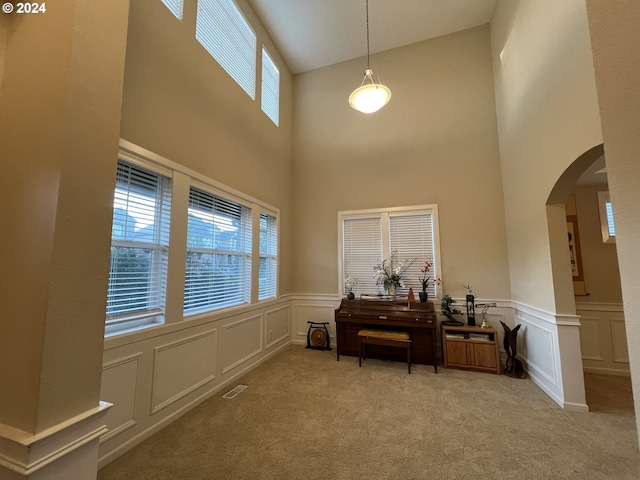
[223, 384, 248, 399]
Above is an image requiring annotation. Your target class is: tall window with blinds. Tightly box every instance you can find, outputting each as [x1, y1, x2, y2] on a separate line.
[195, 0, 256, 99]
[339, 206, 440, 298]
[185, 187, 252, 315]
[259, 212, 278, 300]
[107, 161, 172, 335]
[261, 47, 279, 126]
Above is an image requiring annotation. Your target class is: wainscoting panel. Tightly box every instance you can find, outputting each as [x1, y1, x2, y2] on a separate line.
[513, 304, 562, 406]
[576, 303, 628, 375]
[293, 300, 339, 344]
[151, 329, 217, 414]
[579, 316, 604, 361]
[265, 305, 290, 349]
[100, 353, 142, 442]
[222, 314, 263, 374]
[610, 318, 629, 364]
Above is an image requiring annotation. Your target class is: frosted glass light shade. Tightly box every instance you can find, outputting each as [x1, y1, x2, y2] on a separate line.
[349, 83, 392, 113]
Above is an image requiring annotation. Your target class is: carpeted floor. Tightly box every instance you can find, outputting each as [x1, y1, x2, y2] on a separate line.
[98, 345, 640, 480]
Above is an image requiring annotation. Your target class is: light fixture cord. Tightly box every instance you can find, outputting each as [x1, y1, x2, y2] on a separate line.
[366, 0, 370, 69]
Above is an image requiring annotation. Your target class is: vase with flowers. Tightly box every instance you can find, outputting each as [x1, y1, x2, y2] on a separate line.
[418, 260, 441, 302]
[373, 250, 413, 298]
[344, 276, 358, 299]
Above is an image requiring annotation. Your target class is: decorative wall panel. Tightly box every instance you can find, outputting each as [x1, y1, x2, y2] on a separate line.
[151, 329, 217, 414]
[100, 353, 142, 442]
[222, 314, 262, 374]
[265, 305, 290, 348]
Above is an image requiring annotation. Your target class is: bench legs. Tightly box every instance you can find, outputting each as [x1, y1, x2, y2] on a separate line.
[358, 335, 412, 374]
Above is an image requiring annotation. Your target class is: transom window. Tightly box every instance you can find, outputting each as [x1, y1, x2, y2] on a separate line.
[161, 0, 184, 20]
[261, 47, 280, 125]
[196, 0, 256, 99]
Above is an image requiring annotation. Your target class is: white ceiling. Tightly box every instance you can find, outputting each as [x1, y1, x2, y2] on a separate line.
[247, 0, 498, 74]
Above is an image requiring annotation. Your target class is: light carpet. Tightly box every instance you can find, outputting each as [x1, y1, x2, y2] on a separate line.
[98, 345, 639, 479]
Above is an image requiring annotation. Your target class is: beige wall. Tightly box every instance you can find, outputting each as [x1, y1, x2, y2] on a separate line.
[491, 0, 603, 312]
[586, 0, 640, 443]
[0, 1, 129, 434]
[292, 25, 511, 299]
[120, 0, 294, 293]
[569, 185, 622, 303]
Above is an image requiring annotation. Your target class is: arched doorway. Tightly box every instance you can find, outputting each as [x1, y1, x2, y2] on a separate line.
[547, 144, 632, 412]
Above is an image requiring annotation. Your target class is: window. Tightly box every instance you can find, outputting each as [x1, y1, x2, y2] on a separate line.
[597, 191, 616, 243]
[259, 212, 278, 300]
[161, 0, 183, 20]
[185, 186, 252, 315]
[106, 161, 172, 335]
[261, 47, 279, 125]
[196, 0, 256, 99]
[339, 206, 440, 297]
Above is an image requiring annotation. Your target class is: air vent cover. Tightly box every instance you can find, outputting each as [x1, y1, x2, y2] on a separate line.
[222, 384, 248, 399]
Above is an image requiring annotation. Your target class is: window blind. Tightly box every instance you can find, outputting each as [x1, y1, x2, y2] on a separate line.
[185, 186, 252, 315]
[261, 47, 279, 126]
[161, 0, 183, 20]
[342, 216, 383, 295]
[196, 0, 256, 99]
[389, 213, 435, 296]
[605, 201, 615, 236]
[259, 212, 278, 300]
[107, 161, 172, 331]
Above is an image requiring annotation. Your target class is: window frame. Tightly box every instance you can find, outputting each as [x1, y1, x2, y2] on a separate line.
[184, 182, 253, 317]
[161, 0, 184, 20]
[261, 46, 280, 126]
[597, 190, 616, 243]
[338, 205, 442, 298]
[258, 210, 279, 300]
[105, 158, 173, 337]
[195, 0, 257, 99]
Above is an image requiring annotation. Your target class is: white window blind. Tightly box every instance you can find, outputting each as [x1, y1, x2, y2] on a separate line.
[107, 161, 172, 335]
[161, 0, 183, 20]
[259, 212, 278, 300]
[196, 0, 256, 99]
[185, 186, 252, 315]
[342, 216, 383, 295]
[389, 213, 436, 297]
[605, 202, 615, 236]
[597, 190, 616, 243]
[261, 47, 279, 126]
[340, 206, 439, 298]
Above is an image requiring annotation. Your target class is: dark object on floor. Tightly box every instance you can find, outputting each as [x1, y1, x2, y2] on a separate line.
[306, 321, 332, 351]
[501, 321, 526, 378]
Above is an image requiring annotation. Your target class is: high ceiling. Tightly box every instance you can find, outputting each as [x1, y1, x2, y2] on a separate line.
[247, 0, 498, 74]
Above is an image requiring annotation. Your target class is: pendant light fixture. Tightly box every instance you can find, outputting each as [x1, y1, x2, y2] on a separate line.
[348, 0, 391, 113]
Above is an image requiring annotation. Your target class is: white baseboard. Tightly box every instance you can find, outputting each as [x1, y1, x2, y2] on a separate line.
[583, 366, 631, 377]
[0, 402, 111, 479]
[97, 341, 291, 469]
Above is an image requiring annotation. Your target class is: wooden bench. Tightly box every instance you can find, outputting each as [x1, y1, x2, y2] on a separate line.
[358, 329, 412, 374]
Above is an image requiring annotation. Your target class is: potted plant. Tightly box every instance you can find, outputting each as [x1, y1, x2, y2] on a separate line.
[373, 250, 413, 298]
[417, 260, 441, 302]
[441, 294, 464, 325]
[344, 276, 358, 299]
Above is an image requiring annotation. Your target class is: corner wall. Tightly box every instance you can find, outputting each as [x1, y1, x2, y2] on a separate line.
[586, 0, 640, 442]
[490, 0, 603, 409]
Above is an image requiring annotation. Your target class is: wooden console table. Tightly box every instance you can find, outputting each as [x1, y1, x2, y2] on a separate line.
[335, 298, 437, 372]
[441, 325, 500, 374]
